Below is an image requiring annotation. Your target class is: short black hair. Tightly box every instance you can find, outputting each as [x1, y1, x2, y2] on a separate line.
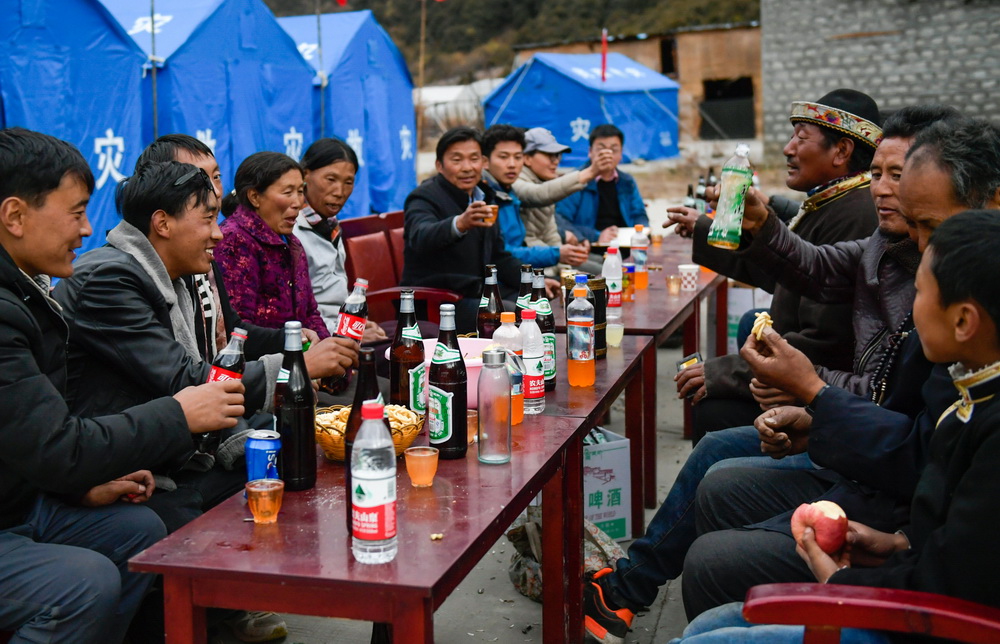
[302, 137, 359, 173]
[881, 104, 963, 140]
[482, 124, 525, 158]
[221, 151, 303, 217]
[0, 127, 95, 206]
[589, 124, 624, 147]
[816, 127, 876, 175]
[436, 126, 482, 163]
[134, 134, 214, 173]
[928, 209, 1000, 343]
[116, 161, 216, 235]
[907, 118, 1000, 209]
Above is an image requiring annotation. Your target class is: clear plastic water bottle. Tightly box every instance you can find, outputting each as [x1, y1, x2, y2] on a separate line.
[630, 225, 649, 290]
[351, 400, 397, 564]
[707, 144, 753, 250]
[519, 309, 546, 415]
[602, 246, 623, 342]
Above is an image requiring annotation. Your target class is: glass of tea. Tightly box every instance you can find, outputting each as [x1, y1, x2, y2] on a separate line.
[246, 479, 284, 524]
[404, 446, 439, 487]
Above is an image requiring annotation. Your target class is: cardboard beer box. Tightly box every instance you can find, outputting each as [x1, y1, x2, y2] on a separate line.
[583, 427, 631, 541]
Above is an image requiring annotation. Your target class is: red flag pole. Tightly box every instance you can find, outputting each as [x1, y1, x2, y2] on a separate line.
[601, 28, 608, 82]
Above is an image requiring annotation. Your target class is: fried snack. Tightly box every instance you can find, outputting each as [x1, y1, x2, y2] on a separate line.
[751, 311, 773, 341]
[316, 405, 419, 437]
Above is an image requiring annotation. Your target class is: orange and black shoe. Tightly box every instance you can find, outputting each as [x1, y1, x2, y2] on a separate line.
[584, 567, 634, 644]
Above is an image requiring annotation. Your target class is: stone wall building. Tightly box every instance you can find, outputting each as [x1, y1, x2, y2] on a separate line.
[762, 0, 1000, 157]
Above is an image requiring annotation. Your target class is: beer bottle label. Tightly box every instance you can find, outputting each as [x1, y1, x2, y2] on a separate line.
[428, 385, 454, 441]
[542, 333, 557, 379]
[335, 312, 366, 341]
[531, 298, 553, 315]
[632, 247, 648, 269]
[402, 323, 422, 342]
[516, 293, 531, 310]
[276, 367, 289, 384]
[567, 319, 595, 360]
[523, 354, 545, 398]
[351, 472, 397, 541]
[479, 296, 489, 308]
[207, 365, 242, 382]
[408, 363, 427, 413]
[431, 343, 462, 364]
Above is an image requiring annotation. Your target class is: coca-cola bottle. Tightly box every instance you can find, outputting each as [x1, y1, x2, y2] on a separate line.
[275, 321, 317, 491]
[322, 278, 370, 395]
[515, 264, 533, 323]
[344, 347, 387, 533]
[197, 327, 248, 454]
[530, 269, 557, 391]
[477, 264, 504, 339]
[389, 289, 425, 412]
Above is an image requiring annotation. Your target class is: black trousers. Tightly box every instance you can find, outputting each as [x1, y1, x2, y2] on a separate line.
[690, 397, 762, 445]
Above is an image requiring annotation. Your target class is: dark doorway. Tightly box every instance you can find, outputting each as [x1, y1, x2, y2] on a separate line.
[699, 77, 755, 139]
[659, 38, 677, 76]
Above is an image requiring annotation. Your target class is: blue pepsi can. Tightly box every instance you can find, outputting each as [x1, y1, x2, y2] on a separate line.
[246, 429, 281, 481]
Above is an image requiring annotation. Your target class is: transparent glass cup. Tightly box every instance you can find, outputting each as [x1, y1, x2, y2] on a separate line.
[404, 446, 439, 487]
[667, 274, 682, 296]
[246, 479, 284, 524]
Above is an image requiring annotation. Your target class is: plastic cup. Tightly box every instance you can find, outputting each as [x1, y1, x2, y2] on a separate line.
[245, 479, 284, 524]
[667, 274, 682, 296]
[467, 410, 479, 444]
[484, 205, 498, 225]
[678, 264, 700, 291]
[404, 447, 439, 487]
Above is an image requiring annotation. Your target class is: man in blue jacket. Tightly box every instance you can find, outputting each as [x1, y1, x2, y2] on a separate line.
[556, 124, 648, 245]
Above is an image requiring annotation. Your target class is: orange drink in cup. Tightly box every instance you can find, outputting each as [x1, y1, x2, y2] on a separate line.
[404, 447, 439, 487]
[246, 479, 284, 524]
[484, 204, 498, 225]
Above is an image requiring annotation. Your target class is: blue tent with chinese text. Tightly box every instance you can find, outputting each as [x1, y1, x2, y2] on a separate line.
[99, 0, 316, 190]
[278, 10, 416, 219]
[0, 0, 147, 253]
[484, 53, 680, 165]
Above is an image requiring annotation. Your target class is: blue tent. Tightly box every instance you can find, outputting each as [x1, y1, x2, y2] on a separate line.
[99, 0, 316, 190]
[484, 53, 680, 165]
[278, 11, 416, 219]
[0, 0, 147, 253]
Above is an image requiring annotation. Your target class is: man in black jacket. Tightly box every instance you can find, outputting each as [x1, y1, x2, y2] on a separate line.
[401, 126, 556, 333]
[0, 129, 243, 643]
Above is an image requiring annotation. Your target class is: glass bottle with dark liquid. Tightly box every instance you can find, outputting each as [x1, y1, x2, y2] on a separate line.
[530, 269, 557, 391]
[428, 304, 467, 459]
[274, 321, 316, 491]
[321, 278, 370, 395]
[198, 327, 247, 454]
[344, 347, 387, 533]
[515, 264, 533, 323]
[477, 264, 504, 339]
[389, 289, 425, 412]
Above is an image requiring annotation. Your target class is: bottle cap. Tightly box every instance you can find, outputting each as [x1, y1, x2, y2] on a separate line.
[440, 303, 455, 314]
[574, 274, 588, 284]
[634, 224, 643, 232]
[482, 348, 506, 365]
[607, 247, 618, 255]
[284, 321, 303, 332]
[355, 278, 369, 289]
[521, 309, 536, 320]
[573, 286, 587, 298]
[361, 400, 384, 420]
[500, 312, 515, 323]
[735, 143, 751, 157]
[624, 264, 635, 273]
[232, 327, 248, 340]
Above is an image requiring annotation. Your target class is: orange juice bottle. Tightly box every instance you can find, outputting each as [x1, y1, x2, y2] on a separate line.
[566, 286, 596, 387]
[630, 225, 649, 289]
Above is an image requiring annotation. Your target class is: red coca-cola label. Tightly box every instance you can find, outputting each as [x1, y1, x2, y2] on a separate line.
[336, 312, 366, 340]
[207, 366, 242, 382]
[607, 291, 622, 307]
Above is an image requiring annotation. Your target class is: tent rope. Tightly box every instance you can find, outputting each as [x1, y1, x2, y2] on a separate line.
[644, 88, 729, 140]
[488, 58, 534, 126]
[150, 0, 158, 138]
[316, 0, 325, 137]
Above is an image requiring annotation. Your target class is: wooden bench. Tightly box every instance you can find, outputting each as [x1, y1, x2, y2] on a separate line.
[340, 211, 460, 323]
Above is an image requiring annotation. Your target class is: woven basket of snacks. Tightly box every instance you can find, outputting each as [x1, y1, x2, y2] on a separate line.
[315, 404, 424, 462]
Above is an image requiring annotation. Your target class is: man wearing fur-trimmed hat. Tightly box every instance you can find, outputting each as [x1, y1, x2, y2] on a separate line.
[667, 89, 881, 444]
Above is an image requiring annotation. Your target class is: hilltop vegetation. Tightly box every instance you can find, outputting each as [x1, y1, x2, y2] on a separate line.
[265, 0, 759, 83]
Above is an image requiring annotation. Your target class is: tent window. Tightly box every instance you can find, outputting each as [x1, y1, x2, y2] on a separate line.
[659, 38, 676, 76]
[699, 77, 754, 139]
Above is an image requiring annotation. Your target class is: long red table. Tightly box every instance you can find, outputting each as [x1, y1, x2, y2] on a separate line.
[132, 333, 652, 644]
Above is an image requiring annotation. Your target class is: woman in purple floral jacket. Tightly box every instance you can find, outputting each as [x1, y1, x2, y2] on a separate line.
[215, 152, 330, 339]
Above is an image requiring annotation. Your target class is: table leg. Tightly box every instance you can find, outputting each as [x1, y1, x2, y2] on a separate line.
[164, 575, 205, 644]
[641, 342, 657, 510]
[390, 597, 433, 644]
[714, 280, 728, 358]
[564, 437, 584, 643]
[627, 353, 648, 529]
[682, 297, 701, 440]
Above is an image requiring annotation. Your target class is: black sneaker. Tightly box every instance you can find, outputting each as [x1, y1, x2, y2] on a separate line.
[584, 567, 634, 644]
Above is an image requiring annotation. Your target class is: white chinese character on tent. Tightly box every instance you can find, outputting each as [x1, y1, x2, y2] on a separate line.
[659, 131, 673, 147]
[93, 129, 126, 190]
[624, 67, 644, 78]
[128, 14, 173, 35]
[196, 129, 217, 154]
[399, 126, 413, 161]
[571, 67, 592, 80]
[297, 43, 319, 61]
[570, 117, 591, 142]
[284, 127, 303, 161]
[346, 129, 365, 166]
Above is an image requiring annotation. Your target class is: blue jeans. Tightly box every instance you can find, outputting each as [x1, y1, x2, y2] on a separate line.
[0, 494, 166, 644]
[669, 601, 892, 643]
[600, 425, 815, 610]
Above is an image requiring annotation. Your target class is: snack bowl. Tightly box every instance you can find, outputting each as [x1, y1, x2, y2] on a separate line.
[314, 405, 424, 461]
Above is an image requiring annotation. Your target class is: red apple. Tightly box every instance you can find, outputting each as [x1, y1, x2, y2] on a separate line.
[791, 500, 848, 554]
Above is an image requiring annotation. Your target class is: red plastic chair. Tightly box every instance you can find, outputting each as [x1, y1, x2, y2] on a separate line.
[743, 583, 1000, 643]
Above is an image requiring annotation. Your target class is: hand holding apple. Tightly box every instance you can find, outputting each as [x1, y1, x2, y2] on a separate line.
[791, 500, 849, 554]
